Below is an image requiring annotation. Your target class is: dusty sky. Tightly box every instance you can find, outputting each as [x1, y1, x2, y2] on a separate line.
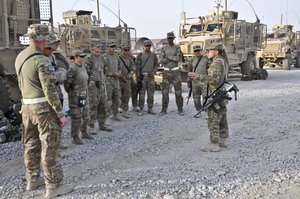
[52, 0, 300, 39]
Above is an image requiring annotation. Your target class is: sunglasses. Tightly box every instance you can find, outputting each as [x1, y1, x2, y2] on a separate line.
[45, 47, 53, 50]
[194, 50, 201, 52]
[145, 45, 151, 47]
[78, 55, 86, 58]
[109, 46, 116, 48]
[124, 49, 130, 52]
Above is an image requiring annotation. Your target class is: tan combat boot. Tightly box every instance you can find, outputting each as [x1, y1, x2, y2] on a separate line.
[81, 131, 94, 140]
[113, 114, 123, 121]
[138, 109, 144, 116]
[72, 137, 84, 145]
[99, 124, 113, 132]
[147, 108, 155, 115]
[219, 138, 227, 148]
[60, 143, 68, 150]
[201, 143, 221, 152]
[44, 184, 73, 198]
[87, 126, 97, 135]
[122, 111, 130, 118]
[26, 177, 44, 191]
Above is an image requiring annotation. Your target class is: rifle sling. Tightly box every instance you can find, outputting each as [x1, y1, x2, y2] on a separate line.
[140, 53, 151, 74]
[193, 55, 202, 72]
[119, 56, 131, 75]
[18, 53, 42, 76]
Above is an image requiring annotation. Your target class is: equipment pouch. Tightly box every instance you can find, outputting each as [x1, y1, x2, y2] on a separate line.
[95, 81, 101, 88]
[78, 95, 86, 107]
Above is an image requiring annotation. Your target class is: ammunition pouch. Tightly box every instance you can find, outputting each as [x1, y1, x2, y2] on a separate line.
[95, 81, 101, 88]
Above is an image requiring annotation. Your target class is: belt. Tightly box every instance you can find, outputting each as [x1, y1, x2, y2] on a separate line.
[164, 67, 179, 71]
[22, 97, 47, 105]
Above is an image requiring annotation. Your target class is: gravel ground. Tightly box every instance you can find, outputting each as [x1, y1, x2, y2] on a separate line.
[0, 69, 299, 199]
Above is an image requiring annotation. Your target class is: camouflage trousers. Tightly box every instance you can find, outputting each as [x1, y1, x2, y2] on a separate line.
[106, 77, 120, 115]
[120, 79, 131, 111]
[131, 81, 138, 108]
[161, 70, 183, 112]
[192, 80, 207, 111]
[88, 81, 107, 127]
[21, 102, 63, 188]
[139, 75, 155, 109]
[207, 105, 229, 144]
[68, 92, 90, 138]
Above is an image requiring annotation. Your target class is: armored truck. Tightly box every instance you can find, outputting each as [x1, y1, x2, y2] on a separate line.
[256, 24, 300, 69]
[178, 9, 266, 79]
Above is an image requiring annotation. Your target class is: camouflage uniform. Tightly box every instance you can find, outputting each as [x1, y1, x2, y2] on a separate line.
[199, 45, 229, 145]
[135, 40, 158, 113]
[15, 24, 64, 189]
[103, 44, 122, 117]
[119, 47, 136, 114]
[189, 47, 210, 112]
[64, 51, 90, 141]
[161, 32, 184, 114]
[84, 51, 110, 129]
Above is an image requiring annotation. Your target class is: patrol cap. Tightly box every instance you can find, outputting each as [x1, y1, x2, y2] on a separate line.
[26, 24, 49, 41]
[206, 43, 224, 51]
[166, 32, 176, 39]
[90, 38, 102, 47]
[193, 45, 202, 51]
[144, 40, 152, 46]
[72, 49, 87, 57]
[120, 43, 130, 50]
[107, 42, 116, 48]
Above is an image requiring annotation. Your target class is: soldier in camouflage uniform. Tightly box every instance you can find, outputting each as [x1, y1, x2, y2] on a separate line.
[42, 34, 68, 149]
[119, 43, 136, 118]
[84, 39, 112, 132]
[187, 45, 210, 117]
[103, 42, 123, 121]
[135, 40, 158, 116]
[190, 44, 229, 152]
[65, 50, 93, 145]
[15, 24, 73, 198]
[160, 32, 184, 116]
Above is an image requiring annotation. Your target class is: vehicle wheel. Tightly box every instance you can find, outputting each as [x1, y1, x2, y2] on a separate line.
[282, 58, 291, 70]
[241, 54, 256, 75]
[0, 76, 12, 113]
[256, 57, 264, 69]
[295, 53, 300, 68]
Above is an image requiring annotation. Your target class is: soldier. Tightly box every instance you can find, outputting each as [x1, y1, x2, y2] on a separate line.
[103, 42, 123, 121]
[190, 43, 229, 152]
[64, 50, 93, 145]
[15, 24, 73, 198]
[187, 45, 210, 117]
[42, 34, 68, 149]
[84, 39, 112, 132]
[119, 43, 136, 118]
[160, 32, 184, 116]
[135, 40, 159, 116]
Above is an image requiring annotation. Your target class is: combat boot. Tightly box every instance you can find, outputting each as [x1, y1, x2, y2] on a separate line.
[113, 114, 123, 121]
[87, 126, 97, 135]
[219, 138, 227, 148]
[99, 124, 113, 132]
[81, 131, 94, 140]
[60, 143, 68, 150]
[201, 143, 221, 152]
[122, 111, 130, 118]
[44, 184, 73, 198]
[26, 177, 44, 191]
[132, 106, 139, 112]
[178, 111, 184, 116]
[138, 108, 144, 116]
[147, 108, 155, 115]
[72, 137, 84, 145]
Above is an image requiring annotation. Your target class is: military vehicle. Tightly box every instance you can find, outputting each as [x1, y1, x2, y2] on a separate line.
[0, 0, 51, 116]
[59, 9, 136, 57]
[178, 3, 267, 80]
[256, 24, 300, 70]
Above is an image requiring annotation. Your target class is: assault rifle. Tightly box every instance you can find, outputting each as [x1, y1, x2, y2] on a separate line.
[186, 80, 192, 105]
[194, 82, 239, 117]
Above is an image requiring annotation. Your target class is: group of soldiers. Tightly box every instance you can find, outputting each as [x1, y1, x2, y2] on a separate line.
[14, 23, 230, 198]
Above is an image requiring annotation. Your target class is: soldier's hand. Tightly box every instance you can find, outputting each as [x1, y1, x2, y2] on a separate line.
[60, 116, 68, 127]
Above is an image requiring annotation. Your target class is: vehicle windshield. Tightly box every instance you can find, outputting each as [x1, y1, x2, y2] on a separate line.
[207, 23, 223, 32]
[189, 24, 204, 33]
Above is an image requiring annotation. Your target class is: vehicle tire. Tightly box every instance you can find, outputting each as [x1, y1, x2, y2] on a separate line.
[241, 54, 256, 75]
[282, 58, 291, 70]
[0, 76, 12, 113]
[295, 53, 300, 68]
